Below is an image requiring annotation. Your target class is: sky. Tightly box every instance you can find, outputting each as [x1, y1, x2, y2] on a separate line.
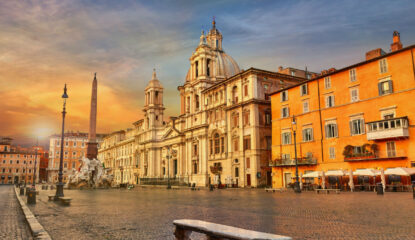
[1, 0, 414, 147]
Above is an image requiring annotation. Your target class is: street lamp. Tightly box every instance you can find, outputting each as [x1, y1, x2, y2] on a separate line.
[292, 115, 301, 193]
[54, 84, 68, 200]
[167, 146, 171, 189]
[31, 137, 39, 189]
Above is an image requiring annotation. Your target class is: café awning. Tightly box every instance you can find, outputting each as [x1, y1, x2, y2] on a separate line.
[383, 167, 415, 176]
[353, 169, 379, 177]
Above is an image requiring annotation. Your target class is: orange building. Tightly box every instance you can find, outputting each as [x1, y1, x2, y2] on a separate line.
[270, 31, 415, 188]
[0, 137, 45, 185]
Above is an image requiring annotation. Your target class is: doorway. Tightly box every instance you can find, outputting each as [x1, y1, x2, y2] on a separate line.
[247, 174, 251, 187]
[266, 171, 272, 187]
[284, 172, 292, 188]
[14, 176, 19, 184]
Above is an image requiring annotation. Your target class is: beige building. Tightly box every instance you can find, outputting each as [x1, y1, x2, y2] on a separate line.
[47, 132, 104, 183]
[98, 20, 304, 187]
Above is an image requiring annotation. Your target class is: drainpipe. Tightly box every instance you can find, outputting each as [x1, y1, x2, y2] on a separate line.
[411, 48, 415, 81]
[317, 77, 324, 163]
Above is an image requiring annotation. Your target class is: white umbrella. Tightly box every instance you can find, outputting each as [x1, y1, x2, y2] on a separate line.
[325, 170, 346, 176]
[381, 168, 386, 192]
[348, 169, 354, 192]
[353, 169, 379, 177]
[384, 167, 415, 176]
[299, 173, 303, 190]
[321, 171, 326, 189]
[302, 171, 321, 178]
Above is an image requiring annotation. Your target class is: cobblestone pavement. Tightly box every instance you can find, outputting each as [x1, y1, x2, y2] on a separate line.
[29, 188, 415, 240]
[0, 185, 33, 240]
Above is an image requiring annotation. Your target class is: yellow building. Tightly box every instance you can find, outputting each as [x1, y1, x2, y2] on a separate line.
[270, 31, 415, 188]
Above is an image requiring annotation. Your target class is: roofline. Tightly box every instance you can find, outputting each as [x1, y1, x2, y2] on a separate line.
[270, 44, 415, 95]
[201, 67, 306, 93]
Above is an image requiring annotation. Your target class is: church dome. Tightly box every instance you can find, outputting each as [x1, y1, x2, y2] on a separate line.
[215, 51, 240, 78]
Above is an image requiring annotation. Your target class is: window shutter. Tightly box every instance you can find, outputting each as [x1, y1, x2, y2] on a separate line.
[310, 128, 313, 140]
[287, 107, 290, 117]
[360, 119, 365, 134]
[325, 97, 328, 108]
[335, 124, 338, 137]
[349, 121, 353, 135]
[325, 125, 328, 138]
[378, 82, 382, 95]
[332, 96, 335, 106]
[388, 80, 393, 93]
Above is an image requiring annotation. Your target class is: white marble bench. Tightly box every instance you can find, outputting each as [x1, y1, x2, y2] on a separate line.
[173, 219, 291, 240]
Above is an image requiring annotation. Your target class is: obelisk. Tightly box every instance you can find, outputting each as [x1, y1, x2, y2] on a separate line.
[86, 73, 98, 160]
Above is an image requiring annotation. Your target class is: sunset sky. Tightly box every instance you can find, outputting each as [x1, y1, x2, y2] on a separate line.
[1, 0, 414, 146]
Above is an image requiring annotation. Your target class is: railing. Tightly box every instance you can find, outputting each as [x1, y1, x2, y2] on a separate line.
[139, 177, 189, 186]
[210, 166, 222, 174]
[366, 117, 409, 140]
[345, 150, 406, 161]
[270, 157, 317, 167]
[173, 219, 291, 240]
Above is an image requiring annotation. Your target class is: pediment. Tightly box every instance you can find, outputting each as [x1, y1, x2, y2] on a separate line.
[162, 127, 182, 139]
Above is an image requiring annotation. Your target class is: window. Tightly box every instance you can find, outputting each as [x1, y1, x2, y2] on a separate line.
[303, 101, 309, 113]
[325, 123, 338, 138]
[265, 112, 271, 125]
[246, 157, 250, 169]
[378, 80, 393, 95]
[214, 134, 220, 154]
[195, 61, 199, 77]
[302, 128, 313, 142]
[350, 88, 359, 102]
[244, 85, 248, 96]
[207, 59, 211, 76]
[235, 167, 239, 178]
[64, 162, 67, 168]
[350, 119, 365, 135]
[243, 136, 251, 150]
[232, 113, 239, 127]
[282, 154, 290, 160]
[325, 95, 335, 108]
[300, 84, 308, 96]
[266, 136, 272, 150]
[291, 70, 295, 76]
[306, 74, 311, 80]
[282, 132, 291, 145]
[349, 68, 356, 82]
[281, 107, 289, 118]
[386, 142, 396, 157]
[209, 140, 213, 155]
[243, 111, 250, 126]
[232, 86, 238, 103]
[329, 147, 336, 159]
[324, 77, 331, 89]
[379, 58, 388, 74]
[281, 91, 288, 101]
[73, 142, 77, 147]
[65, 142, 69, 147]
[82, 142, 85, 147]
[193, 144, 198, 156]
[195, 95, 200, 110]
[233, 138, 239, 151]
[73, 151, 77, 157]
[72, 162, 76, 169]
[220, 137, 224, 153]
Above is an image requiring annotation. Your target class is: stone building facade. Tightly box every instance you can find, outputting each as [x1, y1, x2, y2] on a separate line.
[0, 137, 44, 185]
[98, 20, 304, 187]
[47, 132, 104, 183]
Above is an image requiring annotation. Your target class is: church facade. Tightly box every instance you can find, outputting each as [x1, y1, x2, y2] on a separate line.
[98, 20, 304, 187]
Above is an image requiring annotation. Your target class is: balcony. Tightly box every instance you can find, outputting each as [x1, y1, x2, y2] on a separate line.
[269, 157, 317, 167]
[366, 117, 409, 141]
[344, 150, 406, 162]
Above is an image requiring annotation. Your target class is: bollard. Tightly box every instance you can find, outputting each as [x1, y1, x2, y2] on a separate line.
[27, 189, 36, 204]
[19, 187, 24, 196]
[376, 183, 383, 195]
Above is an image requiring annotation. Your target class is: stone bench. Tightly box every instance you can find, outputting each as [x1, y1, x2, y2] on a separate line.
[173, 219, 291, 240]
[48, 195, 55, 201]
[315, 189, 340, 194]
[59, 197, 72, 205]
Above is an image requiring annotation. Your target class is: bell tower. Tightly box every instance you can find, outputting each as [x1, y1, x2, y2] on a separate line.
[144, 69, 165, 129]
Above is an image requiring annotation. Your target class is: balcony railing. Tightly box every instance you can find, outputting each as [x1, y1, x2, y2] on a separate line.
[345, 150, 407, 162]
[270, 157, 317, 167]
[366, 117, 409, 140]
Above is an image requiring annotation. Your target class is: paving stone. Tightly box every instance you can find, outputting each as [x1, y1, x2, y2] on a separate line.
[28, 188, 415, 240]
[0, 185, 33, 240]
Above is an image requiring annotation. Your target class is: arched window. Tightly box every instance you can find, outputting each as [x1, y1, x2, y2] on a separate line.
[214, 133, 220, 154]
[232, 86, 238, 103]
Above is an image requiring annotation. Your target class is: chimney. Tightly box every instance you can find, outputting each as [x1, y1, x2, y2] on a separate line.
[278, 66, 283, 72]
[365, 48, 386, 61]
[391, 31, 403, 52]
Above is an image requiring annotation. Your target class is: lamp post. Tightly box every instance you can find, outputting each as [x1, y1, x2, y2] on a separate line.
[31, 137, 39, 189]
[167, 146, 171, 189]
[292, 115, 301, 193]
[54, 84, 68, 200]
[24, 155, 29, 188]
